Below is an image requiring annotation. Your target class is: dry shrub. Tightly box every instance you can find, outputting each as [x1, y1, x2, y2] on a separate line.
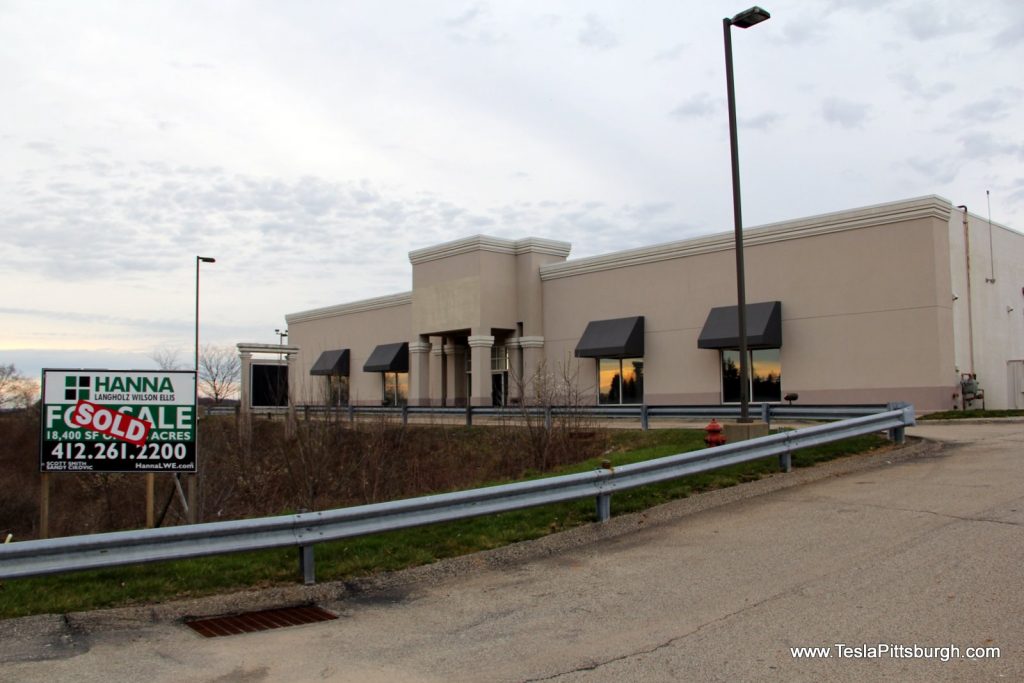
[0, 410, 150, 538]
[0, 404, 610, 538]
[0, 411, 40, 539]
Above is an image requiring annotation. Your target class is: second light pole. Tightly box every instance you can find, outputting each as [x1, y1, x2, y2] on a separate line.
[191, 255, 216, 524]
[723, 6, 770, 423]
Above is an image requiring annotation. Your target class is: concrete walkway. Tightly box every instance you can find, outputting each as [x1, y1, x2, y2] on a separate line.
[2, 420, 1022, 682]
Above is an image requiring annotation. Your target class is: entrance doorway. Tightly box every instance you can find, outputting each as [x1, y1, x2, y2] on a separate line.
[491, 372, 508, 407]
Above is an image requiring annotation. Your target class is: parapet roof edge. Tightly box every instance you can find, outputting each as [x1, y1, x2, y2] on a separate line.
[286, 291, 412, 324]
[409, 235, 572, 264]
[236, 343, 300, 355]
[540, 195, 954, 281]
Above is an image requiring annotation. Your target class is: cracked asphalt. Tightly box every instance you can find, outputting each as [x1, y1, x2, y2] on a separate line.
[1, 420, 1022, 682]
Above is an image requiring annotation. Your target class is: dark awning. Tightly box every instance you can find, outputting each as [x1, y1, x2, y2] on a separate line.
[697, 301, 782, 349]
[574, 316, 645, 358]
[310, 349, 350, 376]
[363, 342, 409, 373]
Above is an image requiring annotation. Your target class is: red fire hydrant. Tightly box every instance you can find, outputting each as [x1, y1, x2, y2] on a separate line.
[704, 418, 727, 447]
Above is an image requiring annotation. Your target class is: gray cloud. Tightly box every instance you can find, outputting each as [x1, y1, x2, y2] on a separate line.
[822, 97, 870, 128]
[1009, 178, 1024, 204]
[0, 306, 184, 333]
[446, 3, 486, 28]
[480, 199, 686, 259]
[25, 141, 60, 156]
[995, 16, 1024, 43]
[741, 112, 782, 130]
[903, 8, 974, 41]
[444, 3, 507, 46]
[652, 42, 687, 61]
[780, 21, 823, 46]
[169, 61, 215, 70]
[955, 92, 1021, 123]
[578, 14, 618, 51]
[959, 132, 1024, 160]
[826, 0, 896, 9]
[670, 93, 719, 120]
[905, 156, 960, 185]
[891, 72, 954, 101]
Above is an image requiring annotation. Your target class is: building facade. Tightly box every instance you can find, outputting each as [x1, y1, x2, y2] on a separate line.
[265, 196, 1024, 413]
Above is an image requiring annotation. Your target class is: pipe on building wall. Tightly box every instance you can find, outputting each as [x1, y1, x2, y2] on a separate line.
[956, 205, 976, 376]
[985, 190, 997, 284]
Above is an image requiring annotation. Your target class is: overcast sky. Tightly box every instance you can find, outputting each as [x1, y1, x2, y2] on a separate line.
[3, 0, 1022, 379]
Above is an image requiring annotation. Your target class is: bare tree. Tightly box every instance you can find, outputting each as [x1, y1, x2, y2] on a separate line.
[0, 364, 39, 409]
[198, 344, 241, 404]
[502, 355, 594, 473]
[150, 345, 185, 370]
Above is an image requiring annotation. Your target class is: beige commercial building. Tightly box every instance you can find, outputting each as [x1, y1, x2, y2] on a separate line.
[249, 196, 1024, 413]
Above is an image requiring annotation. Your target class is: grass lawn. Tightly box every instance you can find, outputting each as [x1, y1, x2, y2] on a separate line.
[919, 409, 1024, 420]
[0, 429, 888, 619]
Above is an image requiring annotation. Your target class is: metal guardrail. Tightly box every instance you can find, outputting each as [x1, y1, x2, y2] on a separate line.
[214, 402, 897, 430]
[0, 405, 915, 584]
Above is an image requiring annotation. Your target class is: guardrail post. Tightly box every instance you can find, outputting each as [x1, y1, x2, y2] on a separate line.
[466, 404, 473, 427]
[402, 404, 409, 426]
[779, 451, 792, 473]
[299, 545, 315, 585]
[348, 404, 355, 423]
[761, 403, 771, 427]
[886, 402, 907, 443]
[641, 404, 649, 431]
[596, 493, 611, 522]
[544, 406, 552, 431]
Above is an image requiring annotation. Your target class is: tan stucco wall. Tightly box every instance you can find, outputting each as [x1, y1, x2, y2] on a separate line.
[278, 196, 1022, 412]
[540, 203, 958, 410]
[412, 251, 483, 333]
[287, 295, 412, 405]
[410, 241, 567, 336]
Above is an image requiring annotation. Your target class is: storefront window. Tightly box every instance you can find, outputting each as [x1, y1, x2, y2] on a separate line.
[382, 372, 408, 406]
[328, 375, 349, 406]
[491, 345, 509, 371]
[598, 358, 644, 405]
[751, 349, 782, 403]
[721, 349, 781, 403]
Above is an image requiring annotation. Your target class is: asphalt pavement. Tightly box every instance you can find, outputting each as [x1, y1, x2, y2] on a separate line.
[1, 419, 1022, 682]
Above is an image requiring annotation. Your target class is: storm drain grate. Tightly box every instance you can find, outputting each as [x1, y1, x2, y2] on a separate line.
[185, 605, 338, 638]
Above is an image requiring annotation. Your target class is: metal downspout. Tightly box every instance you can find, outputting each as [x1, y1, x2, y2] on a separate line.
[956, 205, 975, 376]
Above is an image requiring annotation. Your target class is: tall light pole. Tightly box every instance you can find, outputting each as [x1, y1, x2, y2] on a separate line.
[723, 6, 770, 423]
[195, 256, 217, 377]
[191, 255, 215, 523]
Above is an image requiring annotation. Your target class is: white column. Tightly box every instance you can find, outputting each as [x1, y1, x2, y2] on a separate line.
[408, 338, 432, 407]
[284, 352, 297, 407]
[429, 336, 445, 406]
[239, 351, 253, 414]
[518, 336, 545, 403]
[468, 334, 495, 407]
[445, 343, 466, 406]
[507, 337, 523, 404]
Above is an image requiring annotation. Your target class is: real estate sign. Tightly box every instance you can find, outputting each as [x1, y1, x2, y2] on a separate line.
[39, 369, 197, 473]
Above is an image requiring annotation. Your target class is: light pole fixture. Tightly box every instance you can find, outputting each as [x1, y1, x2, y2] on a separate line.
[191, 255, 215, 524]
[723, 6, 770, 423]
[275, 328, 288, 345]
